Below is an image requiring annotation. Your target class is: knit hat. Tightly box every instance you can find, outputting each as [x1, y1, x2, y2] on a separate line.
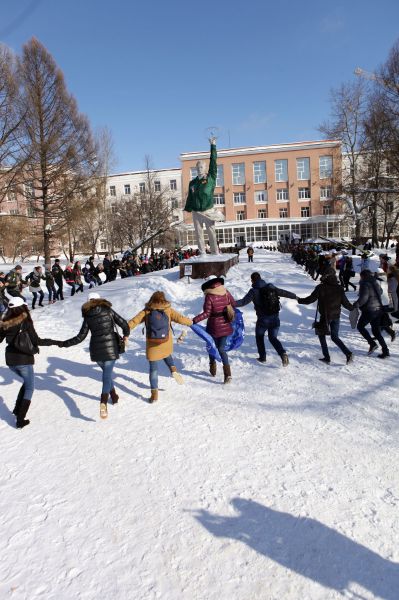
[88, 292, 101, 300]
[8, 297, 27, 308]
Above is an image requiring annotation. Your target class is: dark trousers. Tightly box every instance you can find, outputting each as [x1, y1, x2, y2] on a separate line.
[32, 290, 44, 308]
[255, 314, 285, 359]
[318, 319, 351, 359]
[55, 281, 64, 300]
[357, 310, 388, 353]
[46, 284, 57, 302]
[248, 255, 253, 262]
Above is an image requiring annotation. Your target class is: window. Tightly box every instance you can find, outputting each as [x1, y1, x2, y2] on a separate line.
[25, 182, 34, 198]
[154, 180, 161, 192]
[298, 187, 311, 199]
[232, 163, 245, 185]
[322, 205, 331, 216]
[109, 185, 116, 197]
[100, 239, 107, 250]
[296, 158, 310, 180]
[320, 186, 332, 200]
[190, 167, 198, 180]
[276, 188, 289, 201]
[258, 209, 267, 219]
[279, 208, 288, 218]
[171, 198, 179, 210]
[233, 192, 246, 204]
[253, 161, 266, 184]
[213, 193, 225, 205]
[236, 210, 245, 221]
[124, 184, 131, 195]
[170, 179, 177, 190]
[301, 207, 310, 217]
[10, 209, 19, 215]
[319, 156, 333, 178]
[139, 182, 145, 193]
[216, 165, 224, 187]
[27, 206, 35, 217]
[111, 205, 118, 214]
[275, 159, 288, 182]
[255, 190, 267, 203]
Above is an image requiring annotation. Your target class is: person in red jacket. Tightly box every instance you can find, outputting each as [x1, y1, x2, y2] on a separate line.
[193, 277, 236, 383]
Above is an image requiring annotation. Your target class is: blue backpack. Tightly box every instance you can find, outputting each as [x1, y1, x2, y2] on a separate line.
[146, 309, 170, 344]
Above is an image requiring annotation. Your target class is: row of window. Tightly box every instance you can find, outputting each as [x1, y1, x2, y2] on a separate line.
[234, 205, 332, 221]
[109, 179, 177, 196]
[214, 186, 332, 205]
[110, 198, 180, 213]
[190, 157, 333, 186]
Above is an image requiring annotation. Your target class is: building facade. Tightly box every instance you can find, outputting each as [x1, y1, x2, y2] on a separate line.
[180, 140, 349, 247]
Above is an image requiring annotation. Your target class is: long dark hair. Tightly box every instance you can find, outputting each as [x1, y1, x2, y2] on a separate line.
[2, 305, 33, 325]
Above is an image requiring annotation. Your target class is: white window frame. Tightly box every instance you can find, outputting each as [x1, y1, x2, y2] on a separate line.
[257, 209, 267, 219]
[124, 184, 131, 195]
[279, 208, 288, 218]
[276, 188, 289, 202]
[296, 157, 310, 180]
[301, 206, 310, 218]
[139, 182, 145, 193]
[320, 186, 332, 200]
[213, 193, 225, 205]
[232, 163, 245, 185]
[170, 179, 177, 190]
[319, 156, 333, 179]
[298, 187, 311, 200]
[216, 165, 224, 187]
[233, 192, 246, 204]
[109, 185, 116, 197]
[154, 180, 161, 192]
[190, 167, 198, 180]
[253, 161, 266, 184]
[254, 190, 267, 204]
[275, 159, 288, 182]
[236, 210, 245, 221]
[322, 205, 331, 216]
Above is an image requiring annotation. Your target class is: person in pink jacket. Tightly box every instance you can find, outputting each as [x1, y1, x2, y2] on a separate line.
[193, 277, 236, 383]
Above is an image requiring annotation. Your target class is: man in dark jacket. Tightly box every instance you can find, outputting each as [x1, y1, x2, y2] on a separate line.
[5, 266, 25, 299]
[103, 253, 111, 282]
[298, 268, 354, 364]
[235, 272, 296, 365]
[355, 269, 390, 358]
[51, 259, 64, 300]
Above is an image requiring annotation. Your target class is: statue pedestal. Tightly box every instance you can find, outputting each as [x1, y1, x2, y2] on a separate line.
[179, 253, 239, 279]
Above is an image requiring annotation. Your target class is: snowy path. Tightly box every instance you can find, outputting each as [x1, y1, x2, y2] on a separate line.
[1, 251, 398, 600]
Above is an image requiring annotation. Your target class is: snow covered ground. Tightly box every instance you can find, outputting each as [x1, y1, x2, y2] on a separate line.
[1, 250, 398, 600]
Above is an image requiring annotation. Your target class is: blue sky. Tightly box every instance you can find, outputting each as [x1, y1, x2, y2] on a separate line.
[2, 0, 399, 172]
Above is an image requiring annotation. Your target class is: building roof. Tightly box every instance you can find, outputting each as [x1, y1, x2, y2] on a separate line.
[109, 167, 181, 178]
[180, 139, 341, 161]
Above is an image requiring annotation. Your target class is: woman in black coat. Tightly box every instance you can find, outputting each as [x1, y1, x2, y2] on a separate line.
[297, 268, 354, 364]
[55, 292, 130, 419]
[0, 297, 54, 428]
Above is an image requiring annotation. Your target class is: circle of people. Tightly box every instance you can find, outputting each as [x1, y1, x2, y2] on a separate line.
[1, 247, 397, 429]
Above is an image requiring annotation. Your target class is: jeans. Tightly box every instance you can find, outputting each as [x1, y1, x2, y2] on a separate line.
[318, 318, 351, 359]
[97, 360, 116, 394]
[149, 355, 174, 389]
[255, 314, 285, 359]
[47, 285, 56, 302]
[357, 310, 388, 353]
[32, 290, 44, 308]
[9, 365, 35, 400]
[210, 336, 229, 366]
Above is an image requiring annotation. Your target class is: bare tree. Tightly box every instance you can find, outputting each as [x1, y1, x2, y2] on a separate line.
[16, 38, 97, 268]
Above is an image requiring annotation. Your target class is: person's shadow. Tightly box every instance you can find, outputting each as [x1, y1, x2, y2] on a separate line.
[192, 498, 399, 599]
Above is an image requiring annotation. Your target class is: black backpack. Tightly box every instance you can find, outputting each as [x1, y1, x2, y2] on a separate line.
[258, 284, 281, 315]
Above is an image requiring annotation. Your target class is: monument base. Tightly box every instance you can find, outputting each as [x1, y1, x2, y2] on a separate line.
[179, 253, 239, 279]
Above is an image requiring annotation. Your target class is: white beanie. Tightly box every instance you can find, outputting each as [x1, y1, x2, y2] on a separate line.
[88, 292, 101, 300]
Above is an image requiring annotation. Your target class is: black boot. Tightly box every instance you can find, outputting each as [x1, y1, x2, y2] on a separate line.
[16, 399, 31, 429]
[13, 385, 25, 416]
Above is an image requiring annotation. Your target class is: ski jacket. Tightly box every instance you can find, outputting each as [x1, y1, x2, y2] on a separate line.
[25, 269, 45, 289]
[236, 278, 296, 318]
[193, 284, 236, 338]
[64, 266, 75, 284]
[52, 264, 64, 284]
[298, 270, 353, 322]
[5, 269, 23, 290]
[128, 299, 192, 361]
[0, 312, 52, 366]
[357, 273, 383, 313]
[59, 299, 130, 362]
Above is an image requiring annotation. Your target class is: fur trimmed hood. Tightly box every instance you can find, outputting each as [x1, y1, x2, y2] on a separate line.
[82, 298, 112, 316]
[204, 285, 227, 296]
[0, 312, 28, 330]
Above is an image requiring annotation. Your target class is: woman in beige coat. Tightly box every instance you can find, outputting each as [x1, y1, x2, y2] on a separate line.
[128, 291, 192, 403]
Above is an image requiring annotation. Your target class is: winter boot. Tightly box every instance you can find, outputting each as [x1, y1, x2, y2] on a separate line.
[223, 364, 232, 384]
[13, 384, 25, 416]
[149, 389, 158, 403]
[100, 393, 109, 419]
[209, 360, 217, 377]
[170, 366, 184, 385]
[110, 388, 119, 404]
[16, 399, 31, 429]
[281, 353, 289, 367]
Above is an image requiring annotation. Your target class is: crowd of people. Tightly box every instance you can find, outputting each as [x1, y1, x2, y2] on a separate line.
[0, 242, 398, 429]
